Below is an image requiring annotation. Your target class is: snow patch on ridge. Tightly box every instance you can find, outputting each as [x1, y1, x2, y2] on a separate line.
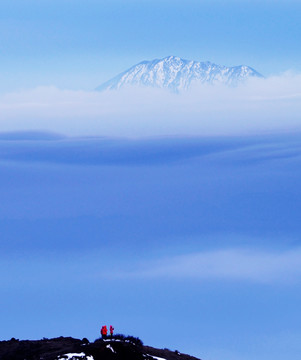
[147, 355, 167, 360]
[106, 344, 116, 353]
[57, 353, 93, 360]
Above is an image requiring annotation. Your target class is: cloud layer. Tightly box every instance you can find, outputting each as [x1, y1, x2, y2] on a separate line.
[0, 72, 301, 137]
[4, 247, 300, 285]
[120, 247, 301, 284]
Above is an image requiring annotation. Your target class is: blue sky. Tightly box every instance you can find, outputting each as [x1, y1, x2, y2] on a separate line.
[1, 1, 301, 360]
[0, 0, 301, 91]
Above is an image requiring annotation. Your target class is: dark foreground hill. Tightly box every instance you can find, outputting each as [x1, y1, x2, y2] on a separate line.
[0, 335, 201, 360]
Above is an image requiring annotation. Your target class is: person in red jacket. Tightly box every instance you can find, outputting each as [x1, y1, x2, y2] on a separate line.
[110, 325, 114, 337]
[100, 325, 108, 339]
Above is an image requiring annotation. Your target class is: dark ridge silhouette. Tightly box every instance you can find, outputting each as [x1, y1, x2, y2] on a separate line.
[0, 336, 201, 360]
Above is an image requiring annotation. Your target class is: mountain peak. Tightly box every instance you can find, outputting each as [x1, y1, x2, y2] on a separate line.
[96, 56, 263, 92]
[163, 55, 183, 62]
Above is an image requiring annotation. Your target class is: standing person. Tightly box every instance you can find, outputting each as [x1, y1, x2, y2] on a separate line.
[110, 325, 114, 337]
[101, 325, 108, 339]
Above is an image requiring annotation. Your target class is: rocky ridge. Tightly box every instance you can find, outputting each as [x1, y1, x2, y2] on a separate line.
[0, 335, 201, 360]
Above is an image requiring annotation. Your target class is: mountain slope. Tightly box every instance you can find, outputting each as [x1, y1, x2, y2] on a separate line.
[0, 336, 202, 360]
[96, 56, 263, 92]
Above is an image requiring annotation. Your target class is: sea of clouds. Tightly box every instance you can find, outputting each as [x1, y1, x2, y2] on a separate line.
[0, 72, 300, 137]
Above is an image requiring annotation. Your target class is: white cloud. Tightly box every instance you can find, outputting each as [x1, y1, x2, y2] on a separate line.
[2, 246, 301, 285]
[0, 72, 301, 137]
[120, 247, 301, 284]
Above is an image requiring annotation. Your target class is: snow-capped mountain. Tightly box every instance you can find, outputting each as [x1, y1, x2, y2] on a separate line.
[96, 56, 263, 92]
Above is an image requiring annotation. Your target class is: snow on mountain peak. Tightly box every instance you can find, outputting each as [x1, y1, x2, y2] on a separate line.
[96, 56, 263, 92]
